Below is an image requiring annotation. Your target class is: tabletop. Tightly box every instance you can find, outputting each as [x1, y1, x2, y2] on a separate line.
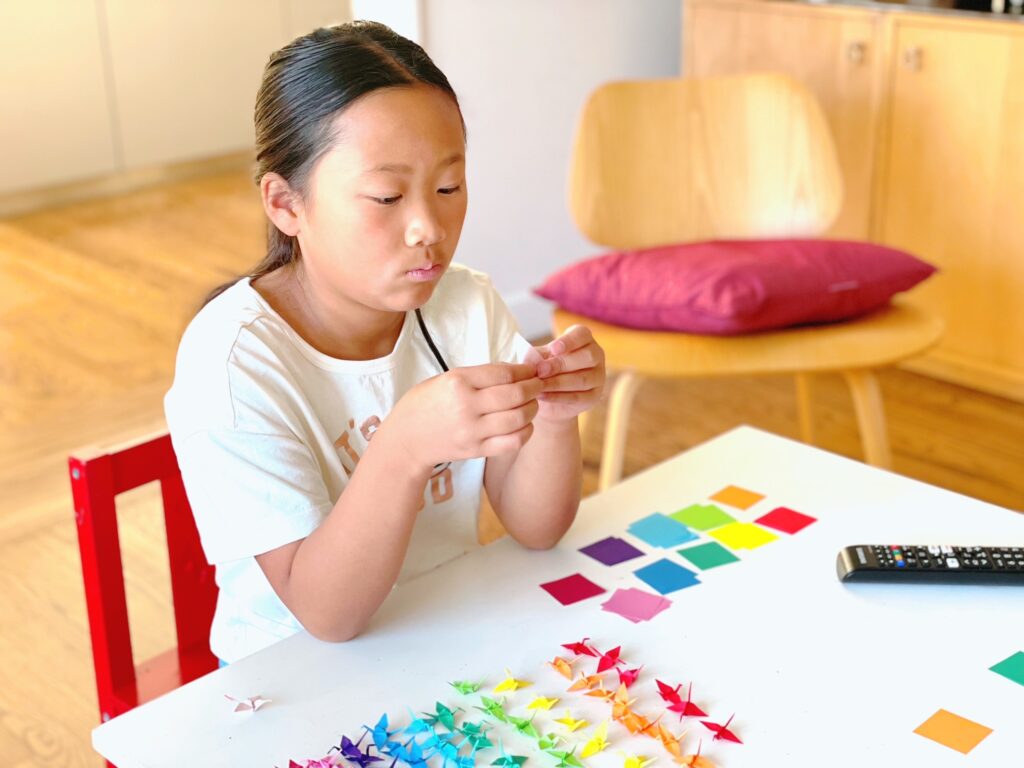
[93, 425, 1024, 768]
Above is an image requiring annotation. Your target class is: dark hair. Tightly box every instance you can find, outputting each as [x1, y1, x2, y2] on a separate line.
[205, 20, 464, 304]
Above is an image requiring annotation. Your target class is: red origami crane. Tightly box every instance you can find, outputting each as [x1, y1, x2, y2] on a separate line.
[596, 645, 625, 673]
[561, 638, 599, 657]
[701, 713, 742, 744]
[655, 680, 707, 719]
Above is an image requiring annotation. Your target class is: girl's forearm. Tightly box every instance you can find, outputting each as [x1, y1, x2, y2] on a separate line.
[492, 417, 581, 549]
[277, 422, 432, 641]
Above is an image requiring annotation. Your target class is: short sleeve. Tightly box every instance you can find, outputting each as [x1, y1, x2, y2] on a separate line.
[485, 279, 535, 365]
[174, 429, 333, 564]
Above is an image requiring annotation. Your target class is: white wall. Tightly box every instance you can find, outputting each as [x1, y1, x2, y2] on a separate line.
[353, 0, 681, 338]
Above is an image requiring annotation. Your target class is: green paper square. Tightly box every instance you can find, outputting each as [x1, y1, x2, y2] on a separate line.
[990, 651, 1024, 687]
[677, 541, 740, 570]
[670, 503, 736, 531]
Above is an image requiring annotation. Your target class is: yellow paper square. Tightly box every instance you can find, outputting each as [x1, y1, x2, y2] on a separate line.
[710, 485, 765, 510]
[708, 522, 778, 550]
[913, 709, 993, 754]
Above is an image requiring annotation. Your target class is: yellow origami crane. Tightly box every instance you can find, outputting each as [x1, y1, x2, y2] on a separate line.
[527, 696, 559, 711]
[554, 710, 589, 732]
[622, 754, 654, 768]
[494, 668, 532, 693]
[581, 721, 610, 758]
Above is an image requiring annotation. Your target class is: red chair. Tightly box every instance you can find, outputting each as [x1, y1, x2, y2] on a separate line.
[70, 432, 218, 735]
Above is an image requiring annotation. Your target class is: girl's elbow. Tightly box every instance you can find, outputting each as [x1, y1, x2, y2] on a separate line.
[303, 615, 367, 644]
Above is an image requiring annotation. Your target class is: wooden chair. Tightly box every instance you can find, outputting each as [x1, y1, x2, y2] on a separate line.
[559, 73, 943, 490]
[69, 432, 217, 738]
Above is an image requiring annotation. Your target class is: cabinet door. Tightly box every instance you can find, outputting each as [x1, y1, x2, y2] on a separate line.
[685, 0, 882, 239]
[879, 21, 1024, 397]
[0, 0, 118, 194]
[103, 0, 284, 169]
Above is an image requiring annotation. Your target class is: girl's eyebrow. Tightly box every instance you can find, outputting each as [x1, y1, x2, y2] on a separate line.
[364, 153, 465, 175]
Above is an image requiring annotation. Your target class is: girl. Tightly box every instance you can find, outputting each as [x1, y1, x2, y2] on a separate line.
[165, 21, 605, 664]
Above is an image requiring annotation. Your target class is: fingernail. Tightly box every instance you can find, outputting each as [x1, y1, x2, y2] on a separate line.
[550, 341, 565, 355]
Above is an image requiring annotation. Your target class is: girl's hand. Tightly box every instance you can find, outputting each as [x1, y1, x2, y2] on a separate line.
[526, 325, 606, 423]
[385, 362, 544, 472]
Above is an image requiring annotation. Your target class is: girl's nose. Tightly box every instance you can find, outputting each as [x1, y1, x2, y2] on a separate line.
[404, 206, 446, 248]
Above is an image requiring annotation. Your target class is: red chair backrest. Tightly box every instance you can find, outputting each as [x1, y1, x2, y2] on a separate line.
[70, 432, 218, 723]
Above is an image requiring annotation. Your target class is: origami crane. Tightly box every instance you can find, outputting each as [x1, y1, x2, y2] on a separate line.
[581, 721, 610, 758]
[554, 711, 588, 732]
[364, 714, 401, 753]
[567, 674, 603, 693]
[610, 685, 637, 720]
[537, 733, 563, 751]
[654, 723, 684, 761]
[422, 702, 462, 731]
[494, 669, 532, 693]
[508, 715, 540, 740]
[288, 759, 342, 768]
[617, 667, 643, 688]
[545, 748, 584, 768]
[656, 680, 707, 720]
[224, 694, 271, 713]
[527, 697, 559, 711]
[621, 754, 654, 768]
[701, 714, 741, 744]
[547, 657, 574, 679]
[476, 696, 510, 724]
[491, 740, 527, 768]
[327, 734, 382, 768]
[596, 646, 625, 674]
[403, 710, 436, 736]
[561, 638, 599, 657]
[678, 739, 716, 768]
[456, 721, 493, 753]
[450, 681, 483, 695]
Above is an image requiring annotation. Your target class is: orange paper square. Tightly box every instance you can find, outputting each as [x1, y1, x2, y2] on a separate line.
[710, 485, 765, 510]
[913, 709, 993, 754]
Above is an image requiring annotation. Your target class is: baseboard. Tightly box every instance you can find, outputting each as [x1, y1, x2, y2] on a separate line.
[0, 151, 254, 218]
[900, 352, 1024, 404]
[506, 290, 555, 342]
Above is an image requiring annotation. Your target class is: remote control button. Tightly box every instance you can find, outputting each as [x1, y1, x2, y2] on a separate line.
[947, 558, 960, 568]
[928, 546, 941, 555]
[941, 546, 954, 554]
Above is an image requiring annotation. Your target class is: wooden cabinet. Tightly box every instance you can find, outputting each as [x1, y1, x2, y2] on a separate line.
[0, 1, 118, 194]
[685, 0, 884, 239]
[685, 0, 1024, 401]
[878, 17, 1024, 398]
[1, 1, 350, 196]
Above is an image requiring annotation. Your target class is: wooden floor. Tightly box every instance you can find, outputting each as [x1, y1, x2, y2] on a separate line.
[2, 170, 1023, 766]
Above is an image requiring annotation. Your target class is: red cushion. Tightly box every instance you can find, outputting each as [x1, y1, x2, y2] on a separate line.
[534, 239, 937, 335]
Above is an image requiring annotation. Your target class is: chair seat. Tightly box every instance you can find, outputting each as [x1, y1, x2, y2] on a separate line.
[553, 300, 944, 378]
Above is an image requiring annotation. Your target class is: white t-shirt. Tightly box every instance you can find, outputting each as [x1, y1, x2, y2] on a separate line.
[164, 263, 532, 662]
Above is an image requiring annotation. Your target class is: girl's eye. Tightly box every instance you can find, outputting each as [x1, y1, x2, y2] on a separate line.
[371, 195, 401, 205]
[439, 185, 462, 195]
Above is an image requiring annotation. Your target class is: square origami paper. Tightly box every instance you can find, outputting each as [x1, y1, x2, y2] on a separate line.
[540, 573, 607, 605]
[755, 506, 817, 534]
[628, 513, 699, 548]
[634, 559, 700, 594]
[579, 536, 645, 566]
[678, 541, 740, 570]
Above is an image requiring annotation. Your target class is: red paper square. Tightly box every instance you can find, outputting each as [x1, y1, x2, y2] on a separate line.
[540, 573, 607, 605]
[755, 506, 817, 534]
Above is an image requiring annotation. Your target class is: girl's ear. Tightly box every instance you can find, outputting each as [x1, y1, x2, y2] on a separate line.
[260, 172, 302, 237]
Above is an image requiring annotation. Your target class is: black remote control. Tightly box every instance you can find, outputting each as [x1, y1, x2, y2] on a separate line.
[836, 545, 1024, 585]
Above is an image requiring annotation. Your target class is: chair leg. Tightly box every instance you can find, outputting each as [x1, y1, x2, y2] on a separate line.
[842, 369, 893, 469]
[794, 372, 815, 446]
[599, 370, 644, 491]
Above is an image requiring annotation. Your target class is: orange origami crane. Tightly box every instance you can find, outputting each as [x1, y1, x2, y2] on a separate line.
[548, 657, 574, 680]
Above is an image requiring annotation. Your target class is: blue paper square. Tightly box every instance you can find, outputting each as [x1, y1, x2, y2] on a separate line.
[634, 558, 701, 594]
[627, 513, 699, 548]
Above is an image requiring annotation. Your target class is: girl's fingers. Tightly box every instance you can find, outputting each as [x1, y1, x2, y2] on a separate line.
[536, 343, 602, 378]
[479, 422, 535, 456]
[546, 324, 594, 356]
[477, 399, 539, 437]
[537, 390, 594, 405]
[476, 377, 544, 415]
[538, 370, 600, 393]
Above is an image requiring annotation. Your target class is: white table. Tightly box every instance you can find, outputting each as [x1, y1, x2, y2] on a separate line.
[93, 426, 1024, 767]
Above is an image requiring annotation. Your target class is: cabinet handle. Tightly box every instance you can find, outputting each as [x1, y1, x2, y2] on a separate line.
[902, 46, 924, 71]
[847, 41, 867, 64]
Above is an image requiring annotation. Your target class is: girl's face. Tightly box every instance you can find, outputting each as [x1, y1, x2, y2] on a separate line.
[295, 84, 468, 316]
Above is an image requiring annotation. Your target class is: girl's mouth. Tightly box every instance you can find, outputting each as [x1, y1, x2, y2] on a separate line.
[406, 264, 444, 281]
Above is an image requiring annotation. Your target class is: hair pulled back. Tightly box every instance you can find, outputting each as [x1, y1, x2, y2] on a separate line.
[207, 21, 463, 303]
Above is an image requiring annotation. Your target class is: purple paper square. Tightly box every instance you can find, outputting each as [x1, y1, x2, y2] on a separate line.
[579, 536, 645, 566]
